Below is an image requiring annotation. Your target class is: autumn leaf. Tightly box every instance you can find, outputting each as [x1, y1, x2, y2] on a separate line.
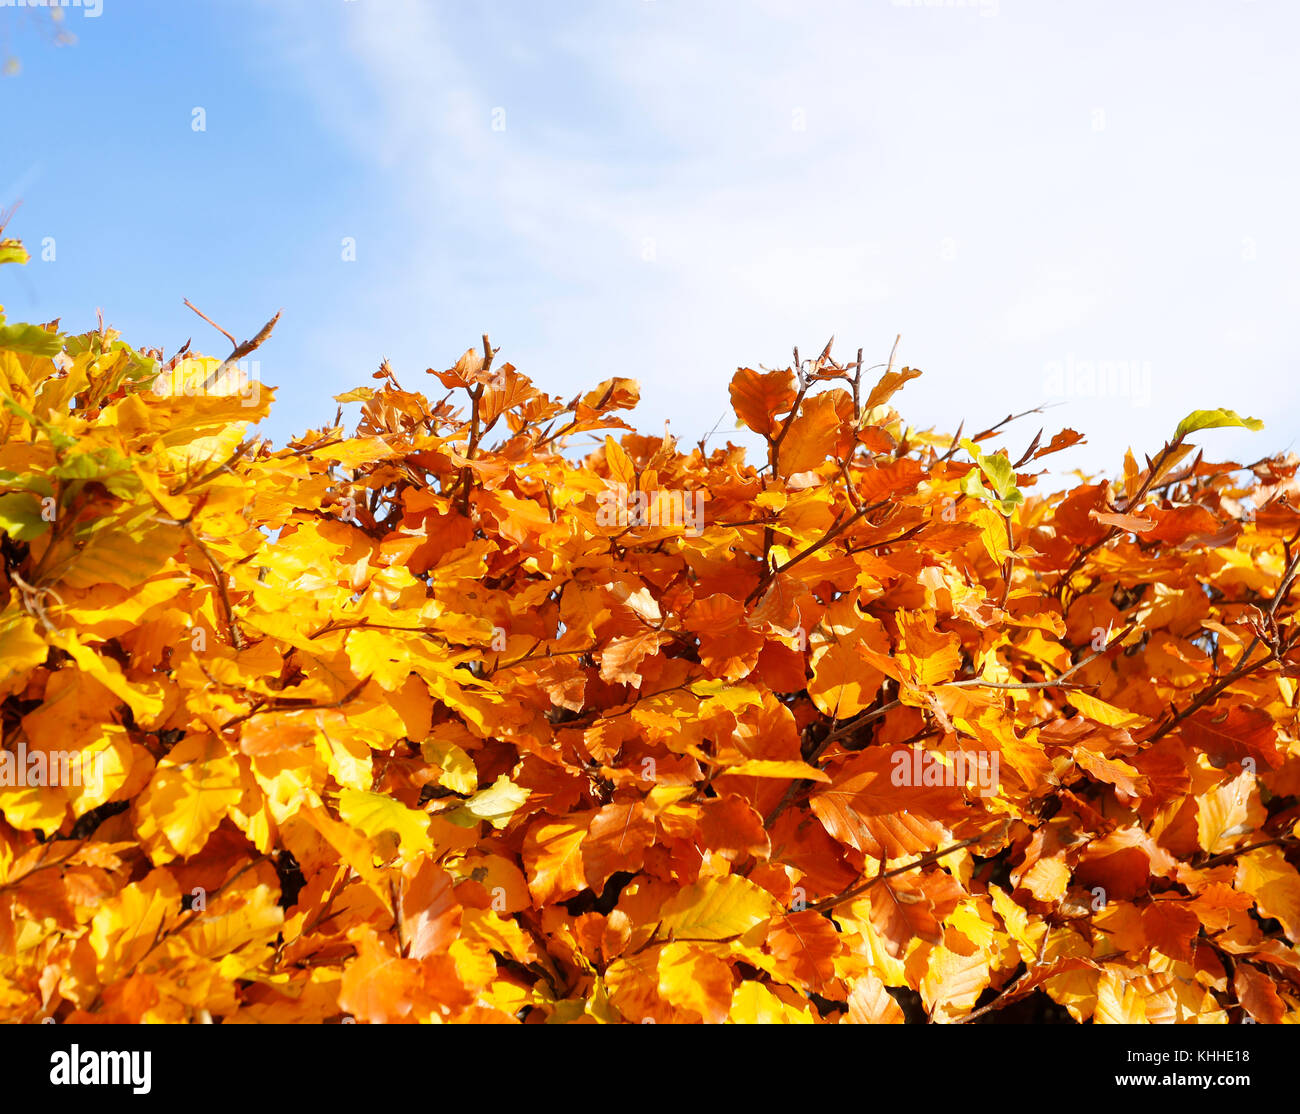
[656, 942, 733, 1023]
[337, 788, 434, 858]
[400, 859, 462, 959]
[1173, 407, 1264, 441]
[656, 875, 780, 942]
[1236, 846, 1300, 943]
[843, 972, 905, 1023]
[581, 800, 657, 892]
[134, 735, 243, 863]
[523, 813, 593, 905]
[729, 367, 796, 437]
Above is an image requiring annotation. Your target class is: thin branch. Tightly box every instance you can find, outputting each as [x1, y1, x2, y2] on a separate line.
[182, 299, 238, 350]
[942, 622, 1137, 696]
[198, 309, 283, 392]
[1203, 835, 1300, 869]
[746, 498, 892, 605]
[181, 523, 245, 650]
[803, 828, 1000, 914]
[219, 676, 371, 731]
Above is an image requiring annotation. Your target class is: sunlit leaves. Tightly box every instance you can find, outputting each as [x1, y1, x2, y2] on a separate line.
[337, 788, 434, 858]
[133, 735, 242, 863]
[1, 292, 1298, 1024]
[656, 875, 780, 941]
[522, 814, 592, 905]
[1236, 847, 1300, 944]
[0, 492, 48, 541]
[729, 367, 795, 437]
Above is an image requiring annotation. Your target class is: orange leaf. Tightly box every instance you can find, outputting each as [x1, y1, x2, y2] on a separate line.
[729, 367, 796, 437]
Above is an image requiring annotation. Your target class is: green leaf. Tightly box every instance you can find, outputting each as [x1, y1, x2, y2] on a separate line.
[1, 397, 78, 451]
[50, 446, 140, 498]
[0, 322, 63, 358]
[0, 492, 51, 541]
[1174, 408, 1264, 442]
[995, 489, 1024, 516]
[958, 439, 1023, 516]
[958, 467, 993, 503]
[0, 469, 53, 497]
[960, 439, 1017, 498]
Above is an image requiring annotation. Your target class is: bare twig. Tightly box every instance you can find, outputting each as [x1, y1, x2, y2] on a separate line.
[192, 308, 283, 392]
[803, 827, 1002, 914]
[182, 299, 237, 350]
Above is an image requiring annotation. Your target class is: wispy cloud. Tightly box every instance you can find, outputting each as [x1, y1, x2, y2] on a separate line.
[264, 0, 1300, 475]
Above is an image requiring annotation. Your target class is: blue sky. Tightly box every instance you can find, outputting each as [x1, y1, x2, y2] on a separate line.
[2, 0, 1298, 480]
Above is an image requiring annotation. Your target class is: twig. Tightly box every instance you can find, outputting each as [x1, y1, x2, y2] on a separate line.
[946, 623, 1135, 690]
[197, 308, 283, 392]
[1203, 835, 1300, 869]
[746, 498, 892, 605]
[181, 523, 245, 650]
[220, 676, 370, 731]
[182, 299, 237, 350]
[803, 829, 998, 914]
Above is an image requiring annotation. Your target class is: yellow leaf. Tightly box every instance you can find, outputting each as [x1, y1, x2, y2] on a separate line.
[51, 629, 165, 723]
[1095, 967, 1147, 1023]
[53, 524, 180, 592]
[920, 944, 991, 1022]
[346, 629, 410, 691]
[657, 942, 734, 1023]
[450, 774, 529, 831]
[182, 879, 284, 966]
[89, 870, 183, 979]
[971, 505, 1014, 565]
[728, 980, 814, 1024]
[134, 734, 243, 863]
[313, 436, 399, 468]
[420, 739, 478, 795]
[724, 759, 830, 783]
[0, 611, 48, 691]
[989, 884, 1045, 961]
[337, 788, 434, 858]
[1068, 691, 1147, 729]
[657, 875, 780, 941]
[1236, 846, 1300, 942]
[462, 908, 536, 965]
[1196, 770, 1261, 854]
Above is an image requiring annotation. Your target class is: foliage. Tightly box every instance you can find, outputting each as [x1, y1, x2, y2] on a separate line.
[2, 248, 1299, 1024]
